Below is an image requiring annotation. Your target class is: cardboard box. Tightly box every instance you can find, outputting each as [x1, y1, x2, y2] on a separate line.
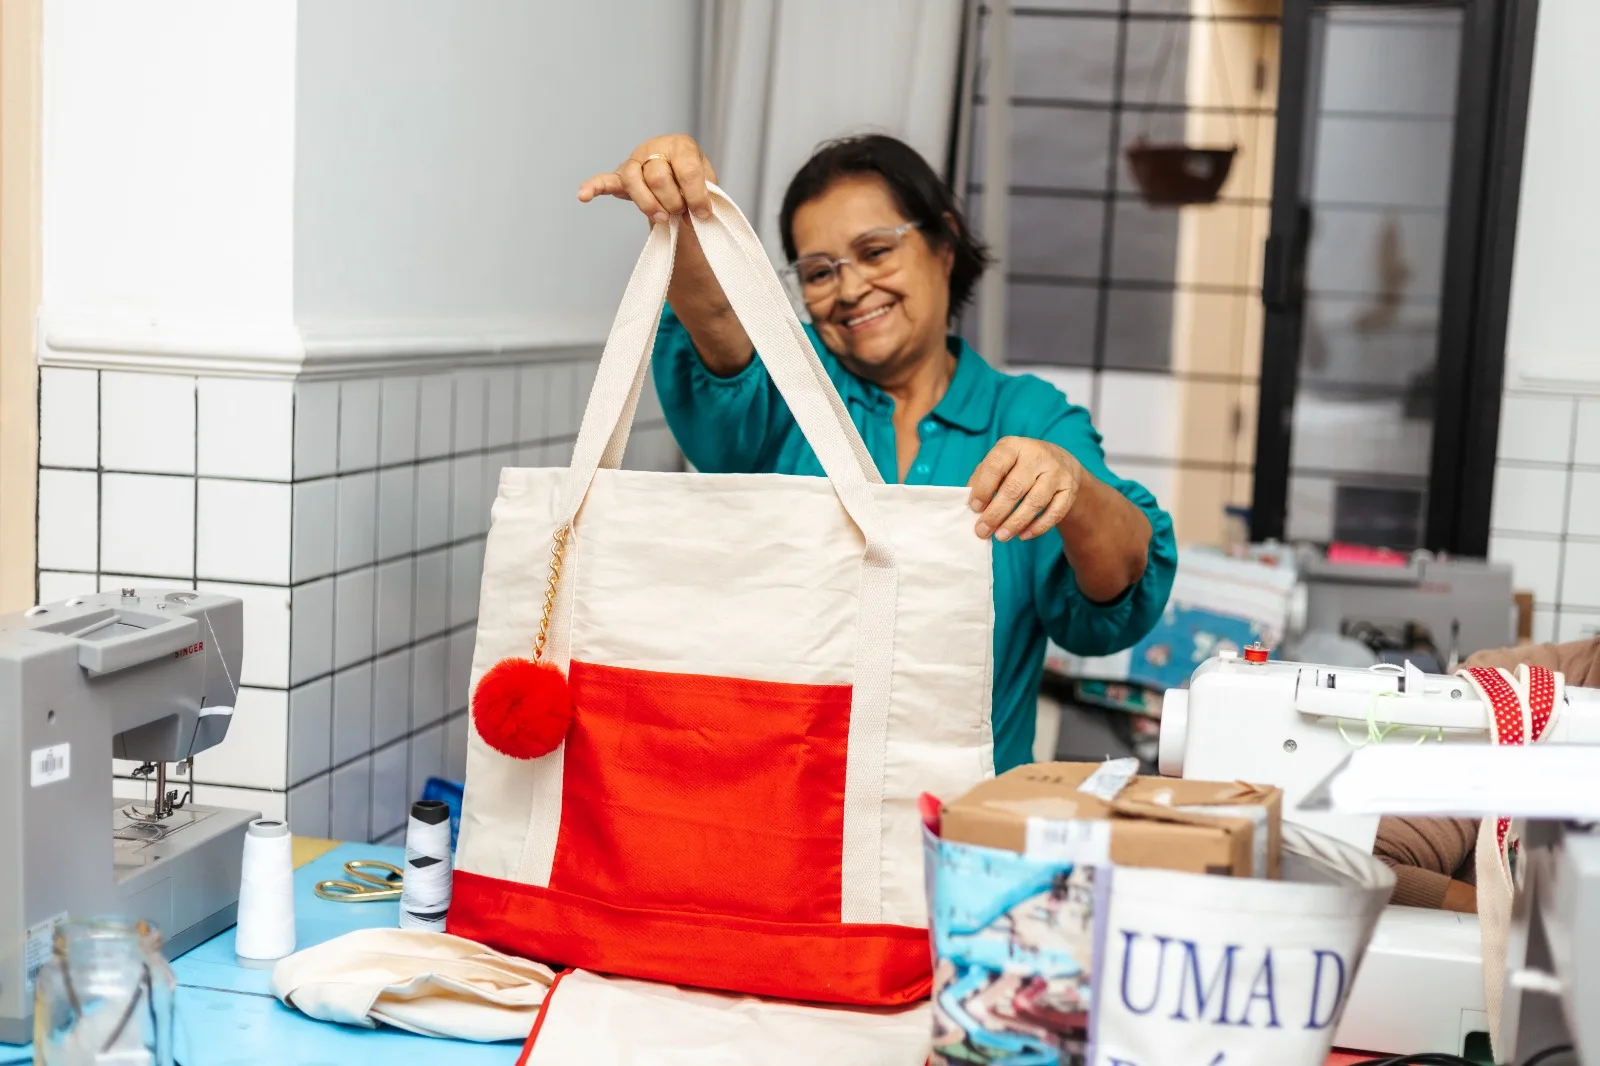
[940, 761, 1282, 879]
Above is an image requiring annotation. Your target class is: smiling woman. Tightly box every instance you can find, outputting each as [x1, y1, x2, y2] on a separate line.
[577, 133, 1178, 773]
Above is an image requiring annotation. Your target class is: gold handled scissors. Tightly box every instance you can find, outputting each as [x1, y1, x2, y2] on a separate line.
[313, 859, 404, 902]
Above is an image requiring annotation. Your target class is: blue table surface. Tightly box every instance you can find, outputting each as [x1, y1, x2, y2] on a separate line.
[14, 844, 525, 1066]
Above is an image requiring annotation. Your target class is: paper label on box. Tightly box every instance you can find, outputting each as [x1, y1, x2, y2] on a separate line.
[1179, 804, 1269, 878]
[1025, 817, 1112, 865]
[24, 912, 67, 997]
[30, 743, 70, 787]
[1077, 757, 1140, 802]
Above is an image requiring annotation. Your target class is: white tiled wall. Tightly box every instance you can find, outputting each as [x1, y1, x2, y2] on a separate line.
[1489, 391, 1600, 642]
[37, 357, 681, 842]
[1007, 366, 1190, 498]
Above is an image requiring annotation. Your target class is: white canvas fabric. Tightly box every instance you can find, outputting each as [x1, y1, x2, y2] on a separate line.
[456, 183, 995, 930]
[270, 929, 555, 1042]
[1092, 824, 1395, 1066]
[521, 970, 932, 1066]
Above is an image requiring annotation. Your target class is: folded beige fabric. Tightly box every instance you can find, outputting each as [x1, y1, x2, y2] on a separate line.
[271, 928, 555, 1042]
[521, 969, 931, 1065]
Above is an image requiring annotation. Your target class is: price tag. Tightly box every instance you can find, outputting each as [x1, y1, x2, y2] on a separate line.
[1024, 817, 1111, 865]
[30, 744, 70, 788]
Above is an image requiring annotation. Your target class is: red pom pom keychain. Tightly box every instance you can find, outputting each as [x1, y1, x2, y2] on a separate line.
[472, 524, 574, 759]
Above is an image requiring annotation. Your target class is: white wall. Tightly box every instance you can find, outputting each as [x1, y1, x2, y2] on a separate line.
[41, 0, 700, 372]
[1502, 0, 1600, 380]
[703, 0, 963, 262]
[293, 0, 699, 349]
[1488, 1, 1600, 645]
[42, 0, 299, 355]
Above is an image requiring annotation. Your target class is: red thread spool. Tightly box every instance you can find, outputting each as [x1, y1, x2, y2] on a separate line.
[1243, 643, 1270, 664]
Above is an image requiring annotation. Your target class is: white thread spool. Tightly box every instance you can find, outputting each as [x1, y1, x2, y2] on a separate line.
[400, 800, 453, 931]
[235, 818, 296, 967]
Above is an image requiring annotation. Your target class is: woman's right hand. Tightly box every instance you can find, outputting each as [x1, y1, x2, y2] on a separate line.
[577, 134, 717, 224]
[579, 135, 751, 375]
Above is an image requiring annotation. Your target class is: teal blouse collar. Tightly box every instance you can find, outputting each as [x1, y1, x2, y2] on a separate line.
[834, 335, 1000, 434]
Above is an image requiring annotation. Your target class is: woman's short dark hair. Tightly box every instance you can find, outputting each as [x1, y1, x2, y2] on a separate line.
[778, 134, 991, 321]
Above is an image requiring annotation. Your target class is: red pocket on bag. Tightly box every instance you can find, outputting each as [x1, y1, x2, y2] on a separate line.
[549, 661, 853, 923]
[451, 660, 936, 1006]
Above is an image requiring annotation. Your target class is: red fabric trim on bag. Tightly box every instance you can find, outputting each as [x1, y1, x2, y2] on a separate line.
[516, 969, 571, 1066]
[1527, 664, 1555, 741]
[548, 661, 853, 925]
[1463, 665, 1560, 856]
[1462, 666, 1525, 854]
[1463, 666, 1524, 746]
[450, 871, 933, 1007]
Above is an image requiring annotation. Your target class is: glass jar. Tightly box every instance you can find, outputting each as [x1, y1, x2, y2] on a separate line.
[32, 917, 175, 1066]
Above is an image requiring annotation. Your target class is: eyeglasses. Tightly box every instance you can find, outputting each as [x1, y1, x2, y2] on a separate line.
[781, 222, 920, 302]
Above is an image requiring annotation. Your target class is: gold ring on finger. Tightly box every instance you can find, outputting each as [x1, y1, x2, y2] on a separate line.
[640, 153, 669, 167]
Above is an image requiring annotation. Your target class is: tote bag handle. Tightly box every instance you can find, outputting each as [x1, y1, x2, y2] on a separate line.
[585, 187, 881, 488]
[559, 183, 896, 568]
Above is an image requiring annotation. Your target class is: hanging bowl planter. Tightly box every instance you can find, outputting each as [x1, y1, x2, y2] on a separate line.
[1121, 0, 1246, 209]
[1125, 139, 1237, 207]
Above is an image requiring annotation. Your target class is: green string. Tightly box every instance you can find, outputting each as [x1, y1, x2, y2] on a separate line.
[1336, 689, 1445, 748]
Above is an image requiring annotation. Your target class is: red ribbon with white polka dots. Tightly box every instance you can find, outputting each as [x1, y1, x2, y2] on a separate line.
[1456, 664, 1562, 856]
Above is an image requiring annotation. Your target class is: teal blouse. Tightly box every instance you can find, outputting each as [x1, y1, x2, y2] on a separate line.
[651, 306, 1177, 773]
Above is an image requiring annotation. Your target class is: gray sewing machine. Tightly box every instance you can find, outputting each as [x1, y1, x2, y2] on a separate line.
[1295, 547, 1514, 669]
[0, 589, 259, 1043]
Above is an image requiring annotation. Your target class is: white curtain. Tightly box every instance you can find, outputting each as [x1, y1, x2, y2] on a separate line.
[697, 0, 967, 265]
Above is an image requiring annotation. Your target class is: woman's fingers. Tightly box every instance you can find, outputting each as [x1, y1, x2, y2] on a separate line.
[967, 438, 1021, 518]
[975, 465, 1040, 539]
[968, 437, 1081, 541]
[671, 152, 714, 220]
[970, 439, 1052, 539]
[641, 156, 687, 217]
[616, 158, 667, 223]
[580, 136, 719, 220]
[576, 171, 626, 202]
[995, 476, 1058, 543]
[1020, 487, 1077, 541]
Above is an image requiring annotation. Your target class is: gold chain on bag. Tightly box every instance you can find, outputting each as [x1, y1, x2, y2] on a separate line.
[533, 524, 571, 662]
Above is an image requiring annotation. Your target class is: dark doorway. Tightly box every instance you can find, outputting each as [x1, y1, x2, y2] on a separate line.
[1251, 0, 1539, 555]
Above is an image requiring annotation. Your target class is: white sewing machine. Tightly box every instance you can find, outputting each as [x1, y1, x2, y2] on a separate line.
[1159, 651, 1600, 1057]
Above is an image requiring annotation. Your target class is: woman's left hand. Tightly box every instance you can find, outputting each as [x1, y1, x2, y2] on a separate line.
[966, 437, 1084, 543]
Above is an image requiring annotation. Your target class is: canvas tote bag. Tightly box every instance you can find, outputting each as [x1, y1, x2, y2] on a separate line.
[449, 183, 996, 1007]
